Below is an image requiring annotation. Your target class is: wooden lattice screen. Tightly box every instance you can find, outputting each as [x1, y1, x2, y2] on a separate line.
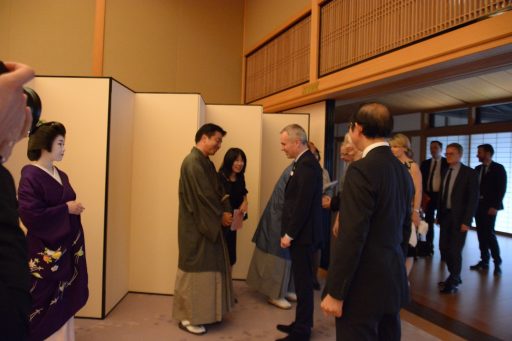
[319, 0, 512, 76]
[245, 15, 311, 103]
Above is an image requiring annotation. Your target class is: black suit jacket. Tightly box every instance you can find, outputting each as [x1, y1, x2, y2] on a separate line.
[325, 145, 412, 316]
[281, 149, 323, 245]
[0, 165, 30, 340]
[420, 157, 448, 193]
[437, 164, 479, 226]
[475, 161, 507, 210]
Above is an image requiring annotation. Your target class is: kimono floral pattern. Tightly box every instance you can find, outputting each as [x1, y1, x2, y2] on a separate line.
[27, 231, 86, 322]
[29, 247, 64, 279]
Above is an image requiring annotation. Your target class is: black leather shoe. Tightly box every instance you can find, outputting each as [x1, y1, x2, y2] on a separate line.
[440, 284, 458, 294]
[469, 261, 489, 271]
[276, 331, 311, 341]
[438, 277, 461, 288]
[277, 323, 295, 334]
[494, 265, 502, 276]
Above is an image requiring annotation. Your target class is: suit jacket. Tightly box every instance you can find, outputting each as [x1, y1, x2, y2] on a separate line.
[475, 161, 507, 210]
[437, 163, 479, 226]
[325, 145, 412, 316]
[281, 149, 323, 245]
[420, 157, 448, 193]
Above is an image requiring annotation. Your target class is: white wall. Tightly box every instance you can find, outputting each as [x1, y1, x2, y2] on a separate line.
[393, 113, 421, 132]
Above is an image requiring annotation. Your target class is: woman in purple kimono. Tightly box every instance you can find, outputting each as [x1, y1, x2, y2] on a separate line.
[18, 121, 88, 341]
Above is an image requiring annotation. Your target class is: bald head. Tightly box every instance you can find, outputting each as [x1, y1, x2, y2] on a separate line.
[350, 103, 393, 138]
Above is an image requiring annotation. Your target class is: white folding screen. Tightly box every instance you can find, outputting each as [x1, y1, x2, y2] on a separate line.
[129, 94, 202, 295]
[4, 76, 327, 318]
[105, 80, 135, 314]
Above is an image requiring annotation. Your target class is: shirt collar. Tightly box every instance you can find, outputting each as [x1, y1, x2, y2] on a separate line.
[362, 141, 389, 158]
[449, 162, 461, 171]
[295, 148, 308, 162]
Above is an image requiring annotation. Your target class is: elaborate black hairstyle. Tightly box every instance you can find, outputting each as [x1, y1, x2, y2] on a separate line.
[27, 121, 66, 161]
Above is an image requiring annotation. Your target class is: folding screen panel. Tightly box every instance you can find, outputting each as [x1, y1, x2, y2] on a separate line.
[129, 93, 202, 294]
[104, 80, 135, 314]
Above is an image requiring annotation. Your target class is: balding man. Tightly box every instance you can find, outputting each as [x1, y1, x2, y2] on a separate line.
[321, 103, 412, 341]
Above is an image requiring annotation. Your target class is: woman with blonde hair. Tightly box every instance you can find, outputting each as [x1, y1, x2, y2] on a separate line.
[389, 133, 423, 276]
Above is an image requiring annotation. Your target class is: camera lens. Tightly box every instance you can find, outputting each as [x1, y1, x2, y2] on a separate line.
[23, 87, 42, 134]
[0, 61, 42, 134]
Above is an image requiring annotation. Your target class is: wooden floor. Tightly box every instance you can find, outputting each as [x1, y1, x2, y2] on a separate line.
[407, 227, 511, 340]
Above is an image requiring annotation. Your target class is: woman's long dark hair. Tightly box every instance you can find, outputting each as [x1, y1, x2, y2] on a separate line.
[220, 148, 247, 179]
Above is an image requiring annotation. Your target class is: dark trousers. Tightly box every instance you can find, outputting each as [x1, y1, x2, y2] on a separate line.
[222, 228, 237, 266]
[319, 209, 331, 269]
[335, 311, 401, 341]
[474, 205, 502, 265]
[290, 243, 314, 335]
[439, 211, 468, 283]
[424, 191, 440, 252]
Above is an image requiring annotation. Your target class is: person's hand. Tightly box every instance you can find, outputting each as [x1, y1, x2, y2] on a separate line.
[412, 210, 421, 228]
[280, 235, 292, 248]
[0, 62, 35, 162]
[321, 294, 343, 318]
[322, 195, 331, 209]
[67, 201, 85, 215]
[222, 212, 233, 227]
[488, 207, 498, 216]
[239, 201, 248, 214]
[460, 224, 470, 232]
[332, 213, 340, 238]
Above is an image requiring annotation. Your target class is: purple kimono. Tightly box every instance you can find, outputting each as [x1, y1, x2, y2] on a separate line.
[18, 165, 88, 340]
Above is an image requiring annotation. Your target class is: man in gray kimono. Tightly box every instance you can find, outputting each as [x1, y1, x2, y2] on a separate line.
[173, 123, 234, 335]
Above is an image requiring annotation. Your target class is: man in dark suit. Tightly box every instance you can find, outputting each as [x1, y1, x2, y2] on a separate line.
[276, 124, 322, 341]
[437, 143, 479, 293]
[419, 140, 448, 257]
[470, 144, 506, 276]
[0, 61, 35, 340]
[321, 103, 412, 341]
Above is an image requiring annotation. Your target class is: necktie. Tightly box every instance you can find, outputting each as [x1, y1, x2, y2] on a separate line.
[428, 160, 437, 193]
[442, 168, 453, 208]
[479, 164, 488, 186]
